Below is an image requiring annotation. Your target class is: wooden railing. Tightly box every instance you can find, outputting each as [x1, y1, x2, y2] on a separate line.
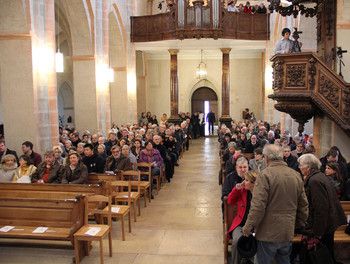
[130, 1, 270, 42]
[269, 52, 350, 136]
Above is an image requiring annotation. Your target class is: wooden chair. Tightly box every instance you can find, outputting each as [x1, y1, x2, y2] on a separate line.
[106, 180, 132, 241]
[135, 162, 152, 207]
[114, 170, 141, 222]
[74, 195, 112, 264]
[153, 173, 160, 194]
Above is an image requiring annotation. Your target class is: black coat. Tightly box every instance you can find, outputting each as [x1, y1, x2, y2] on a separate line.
[83, 154, 105, 173]
[283, 155, 299, 171]
[0, 148, 19, 163]
[304, 170, 347, 236]
[244, 141, 260, 153]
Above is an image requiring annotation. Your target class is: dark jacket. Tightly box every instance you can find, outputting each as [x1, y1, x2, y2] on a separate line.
[283, 155, 299, 171]
[244, 141, 260, 154]
[31, 161, 63, 183]
[82, 154, 105, 173]
[104, 155, 133, 173]
[0, 148, 19, 163]
[61, 162, 88, 184]
[30, 151, 42, 167]
[304, 169, 347, 237]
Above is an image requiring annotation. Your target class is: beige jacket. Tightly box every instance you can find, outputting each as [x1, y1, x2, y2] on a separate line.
[242, 160, 308, 242]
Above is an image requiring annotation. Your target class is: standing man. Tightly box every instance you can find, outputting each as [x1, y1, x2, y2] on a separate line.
[242, 145, 308, 263]
[22, 141, 42, 167]
[206, 110, 216, 135]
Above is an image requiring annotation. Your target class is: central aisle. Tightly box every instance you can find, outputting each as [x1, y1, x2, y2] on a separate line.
[109, 137, 223, 264]
[0, 138, 223, 264]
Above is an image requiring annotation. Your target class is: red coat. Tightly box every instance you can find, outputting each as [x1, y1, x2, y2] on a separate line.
[227, 186, 249, 237]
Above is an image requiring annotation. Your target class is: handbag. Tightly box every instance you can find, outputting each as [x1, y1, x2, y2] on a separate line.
[307, 241, 334, 264]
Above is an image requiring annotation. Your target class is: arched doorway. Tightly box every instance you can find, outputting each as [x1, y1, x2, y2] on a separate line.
[191, 87, 218, 135]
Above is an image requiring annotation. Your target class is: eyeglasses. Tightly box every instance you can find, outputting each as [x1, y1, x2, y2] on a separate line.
[112, 150, 120, 153]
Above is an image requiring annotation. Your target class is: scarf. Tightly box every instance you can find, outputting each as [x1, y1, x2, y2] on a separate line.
[141, 148, 155, 163]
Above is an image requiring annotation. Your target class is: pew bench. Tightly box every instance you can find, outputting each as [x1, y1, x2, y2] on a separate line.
[0, 196, 88, 261]
[0, 182, 104, 198]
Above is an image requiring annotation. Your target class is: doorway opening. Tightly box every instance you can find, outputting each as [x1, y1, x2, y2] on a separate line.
[191, 87, 218, 136]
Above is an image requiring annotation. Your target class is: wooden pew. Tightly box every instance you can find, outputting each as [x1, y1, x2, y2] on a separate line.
[0, 182, 104, 198]
[0, 195, 88, 262]
[223, 199, 350, 264]
[292, 201, 350, 243]
[88, 173, 120, 185]
[223, 196, 237, 264]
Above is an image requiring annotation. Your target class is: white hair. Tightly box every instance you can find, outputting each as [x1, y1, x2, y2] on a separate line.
[298, 154, 321, 170]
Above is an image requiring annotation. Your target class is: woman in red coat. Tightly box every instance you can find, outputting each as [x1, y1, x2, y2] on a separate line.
[227, 171, 258, 264]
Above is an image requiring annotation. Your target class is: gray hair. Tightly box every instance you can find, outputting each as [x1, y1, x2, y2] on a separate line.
[297, 154, 321, 170]
[228, 142, 236, 149]
[282, 145, 291, 151]
[44, 150, 55, 157]
[236, 157, 248, 166]
[263, 145, 283, 161]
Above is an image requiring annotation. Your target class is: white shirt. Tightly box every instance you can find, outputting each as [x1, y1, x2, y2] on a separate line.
[274, 37, 294, 54]
[228, 5, 239, 12]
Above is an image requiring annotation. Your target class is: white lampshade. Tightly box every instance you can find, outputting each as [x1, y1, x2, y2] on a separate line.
[55, 51, 64, 72]
[108, 67, 114, 82]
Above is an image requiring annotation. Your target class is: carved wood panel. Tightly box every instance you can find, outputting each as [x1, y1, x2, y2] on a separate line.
[272, 59, 284, 91]
[319, 74, 339, 110]
[286, 64, 306, 88]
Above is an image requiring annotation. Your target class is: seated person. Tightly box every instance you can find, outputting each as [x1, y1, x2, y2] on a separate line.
[61, 152, 88, 184]
[139, 140, 163, 193]
[0, 139, 18, 164]
[283, 145, 299, 172]
[244, 135, 260, 153]
[221, 157, 249, 217]
[131, 139, 144, 160]
[227, 171, 258, 264]
[274, 28, 294, 54]
[22, 141, 42, 167]
[121, 145, 137, 166]
[104, 145, 133, 173]
[97, 144, 108, 163]
[291, 142, 304, 158]
[249, 148, 266, 172]
[13, 154, 36, 183]
[53, 145, 64, 165]
[227, 0, 238, 12]
[244, 1, 252, 13]
[256, 3, 267, 14]
[31, 150, 63, 184]
[325, 161, 344, 199]
[0, 154, 18, 182]
[223, 142, 236, 164]
[82, 143, 105, 173]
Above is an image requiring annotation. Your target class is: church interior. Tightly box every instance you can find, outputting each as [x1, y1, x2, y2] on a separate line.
[0, 0, 350, 263]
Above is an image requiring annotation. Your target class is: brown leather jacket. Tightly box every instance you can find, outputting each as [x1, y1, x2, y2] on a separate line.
[104, 155, 133, 173]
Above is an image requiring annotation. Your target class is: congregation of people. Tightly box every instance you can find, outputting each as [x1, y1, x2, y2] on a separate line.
[0, 111, 212, 198]
[227, 0, 267, 14]
[220, 110, 350, 264]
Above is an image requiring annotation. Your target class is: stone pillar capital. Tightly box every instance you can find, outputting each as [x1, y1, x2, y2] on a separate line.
[168, 49, 179, 55]
[220, 48, 231, 54]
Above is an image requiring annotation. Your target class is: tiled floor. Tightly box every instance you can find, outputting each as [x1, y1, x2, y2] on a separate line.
[0, 138, 223, 264]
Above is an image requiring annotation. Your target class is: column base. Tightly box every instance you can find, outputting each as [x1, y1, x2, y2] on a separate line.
[167, 116, 182, 125]
[219, 116, 232, 128]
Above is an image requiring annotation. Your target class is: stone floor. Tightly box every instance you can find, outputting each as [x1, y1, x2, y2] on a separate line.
[0, 138, 223, 264]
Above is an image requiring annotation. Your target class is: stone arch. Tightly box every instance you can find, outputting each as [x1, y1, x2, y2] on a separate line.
[188, 79, 221, 116]
[58, 82, 74, 127]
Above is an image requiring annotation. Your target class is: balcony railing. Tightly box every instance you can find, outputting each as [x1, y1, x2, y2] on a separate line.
[130, 0, 270, 42]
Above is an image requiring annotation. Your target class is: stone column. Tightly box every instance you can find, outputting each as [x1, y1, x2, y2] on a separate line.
[167, 49, 181, 124]
[0, 0, 59, 155]
[219, 48, 232, 128]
